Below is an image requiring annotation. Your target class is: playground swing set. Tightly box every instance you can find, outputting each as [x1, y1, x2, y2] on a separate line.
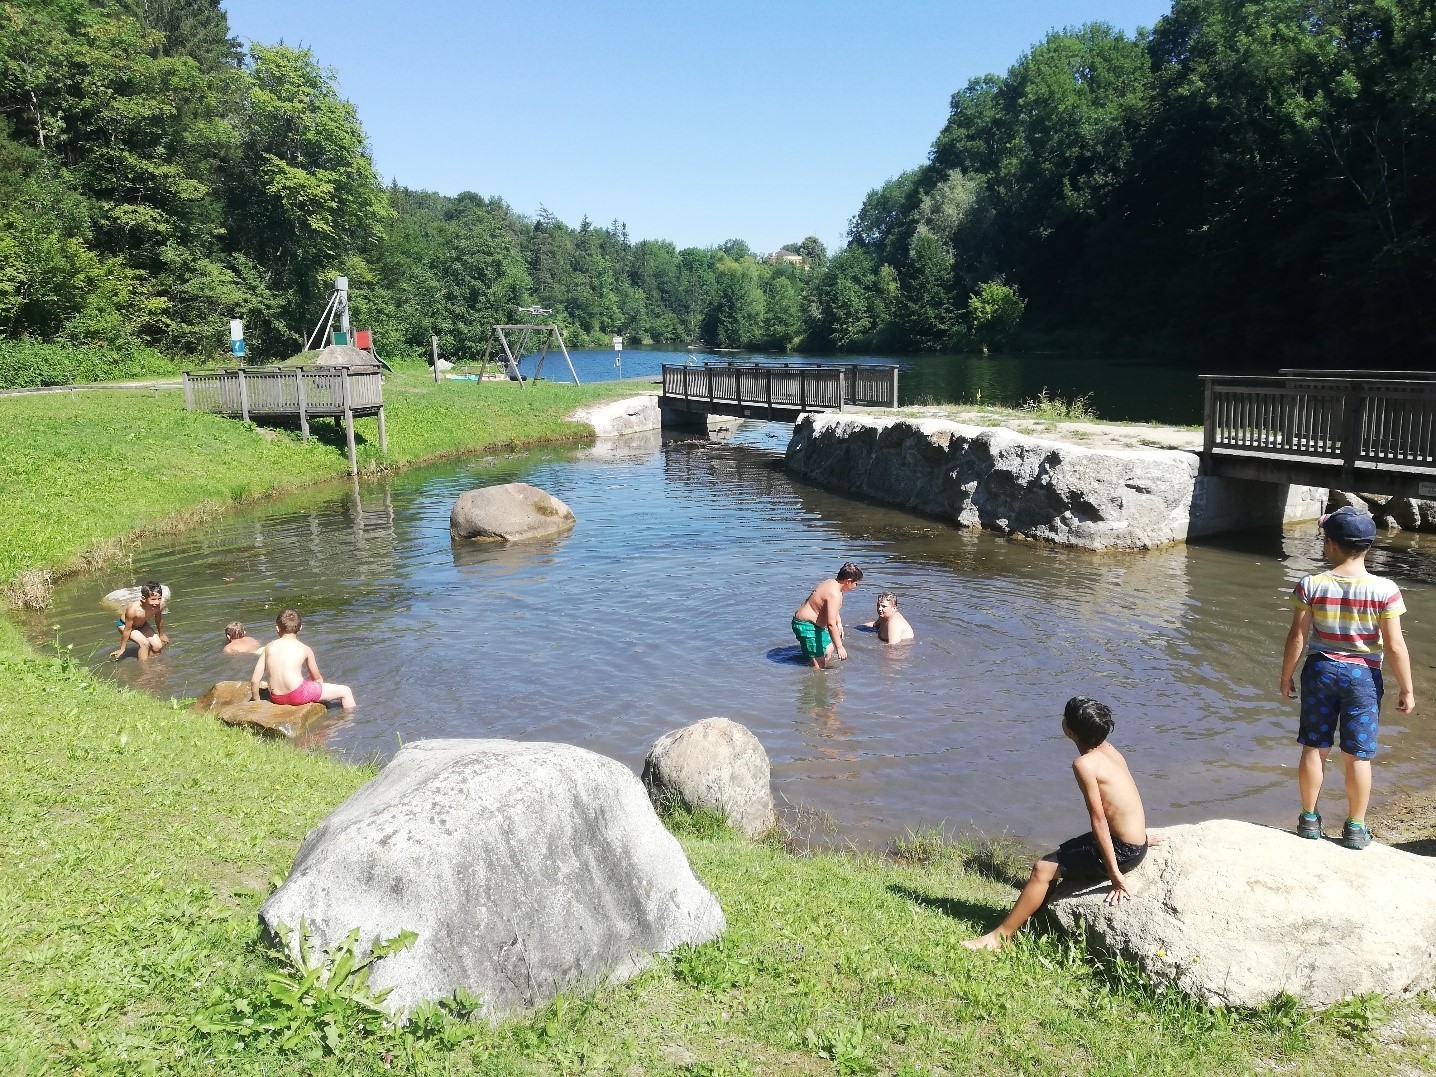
[432, 313, 581, 387]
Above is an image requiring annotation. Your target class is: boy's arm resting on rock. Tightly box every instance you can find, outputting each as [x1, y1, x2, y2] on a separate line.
[249, 651, 267, 701]
[1381, 616, 1416, 713]
[1280, 608, 1312, 699]
[1074, 760, 1129, 904]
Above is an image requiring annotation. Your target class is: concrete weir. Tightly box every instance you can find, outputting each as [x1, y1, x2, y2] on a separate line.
[785, 412, 1324, 551]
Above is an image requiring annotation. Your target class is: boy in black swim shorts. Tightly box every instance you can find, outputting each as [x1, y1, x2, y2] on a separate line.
[965, 697, 1149, 950]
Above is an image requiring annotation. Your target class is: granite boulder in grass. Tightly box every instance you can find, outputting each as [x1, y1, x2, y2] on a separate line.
[1047, 819, 1436, 1007]
[259, 739, 725, 1020]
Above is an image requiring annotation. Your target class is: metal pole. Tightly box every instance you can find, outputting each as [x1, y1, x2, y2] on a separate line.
[432, 335, 440, 383]
[555, 326, 580, 385]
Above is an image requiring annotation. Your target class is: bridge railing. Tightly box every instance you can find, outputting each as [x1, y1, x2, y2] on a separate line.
[1200, 374, 1436, 476]
[661, 362, 899, 411]
[184, 368, 383, 417]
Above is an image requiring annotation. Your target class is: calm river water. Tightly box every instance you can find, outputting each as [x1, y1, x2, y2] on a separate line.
[29, 425, 1435, 849]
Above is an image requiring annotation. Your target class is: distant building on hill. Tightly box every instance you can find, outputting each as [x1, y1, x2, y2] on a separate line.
[767, 249, 805, 267]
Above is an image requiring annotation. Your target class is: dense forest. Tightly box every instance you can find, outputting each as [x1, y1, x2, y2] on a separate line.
[1, 0, 1432, 369]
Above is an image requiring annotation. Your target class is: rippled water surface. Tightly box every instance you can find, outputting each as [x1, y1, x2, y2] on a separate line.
[29, 424, 1436, 848]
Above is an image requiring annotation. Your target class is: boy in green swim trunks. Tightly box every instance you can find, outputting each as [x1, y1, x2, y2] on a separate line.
[792, 562, 863, 669]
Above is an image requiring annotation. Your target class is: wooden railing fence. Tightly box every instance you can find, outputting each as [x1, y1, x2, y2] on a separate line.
[661, 362, 899, 414]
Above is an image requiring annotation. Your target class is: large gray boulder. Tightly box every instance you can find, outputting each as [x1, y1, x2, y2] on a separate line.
[259, 739, 725, 1020]
[642, 718, 777, 839]
[450, 482, 575, 543]
[1048, 819, 1436, 1007]
[786, 414, 1322, 551]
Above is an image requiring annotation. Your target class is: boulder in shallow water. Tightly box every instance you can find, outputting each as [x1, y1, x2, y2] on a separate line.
[643, 718, 777, 839]
[192, 680, 328, 737]
[259, 738, 725, 1020]
[1048, 819, 1436, 1007]
[450, 482, 575, 542]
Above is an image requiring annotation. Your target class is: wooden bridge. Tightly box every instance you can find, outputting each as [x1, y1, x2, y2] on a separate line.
[660, 361, 900, 421]
[184, 367, 386, 475]
[1200, 370, 1436, 498]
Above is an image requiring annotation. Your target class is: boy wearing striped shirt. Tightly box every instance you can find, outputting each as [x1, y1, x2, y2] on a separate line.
[1280, 507, 1415, 849]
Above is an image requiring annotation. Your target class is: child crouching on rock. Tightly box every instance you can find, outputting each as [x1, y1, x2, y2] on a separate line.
[251, 609, 355, 709]
[964, 697, 1149, 951]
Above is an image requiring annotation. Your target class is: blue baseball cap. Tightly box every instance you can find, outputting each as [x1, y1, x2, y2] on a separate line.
[1319, 506, 1377, 546]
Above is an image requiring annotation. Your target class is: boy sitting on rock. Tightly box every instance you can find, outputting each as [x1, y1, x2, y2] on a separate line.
[1280, 507, 1415, 849]
[964, 697, 1149, 951]
[251, 609, 355, 709]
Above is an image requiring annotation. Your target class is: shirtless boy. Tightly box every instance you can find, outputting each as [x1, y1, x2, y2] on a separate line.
[222, 622, 263, 655]
[251, 609, 355, 709]
[110, 581, 168, 661]
[864, 591, 914, 644]
[965, 697, 1149, 951]
[792, 562, 863, 669]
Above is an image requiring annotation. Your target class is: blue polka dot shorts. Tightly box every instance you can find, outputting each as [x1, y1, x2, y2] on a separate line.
[1298, 654, 1384, 760]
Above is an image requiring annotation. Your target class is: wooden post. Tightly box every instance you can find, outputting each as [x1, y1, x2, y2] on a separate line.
[296, 368, 309, 440]
[341, 367, 357, 476]
[1202, 378, 1216, 458]
[765, 366, 773, 420]
[799, 369, 807, 412]
[891, 366, 900, 409]
[237, 367, 250, 423]
[377, 406, 387, 452]
[183, 372, 194, 411]
[1339, 381, 1362, 491]
[431, 336, 440, 383]
[554, 326, 580, 385]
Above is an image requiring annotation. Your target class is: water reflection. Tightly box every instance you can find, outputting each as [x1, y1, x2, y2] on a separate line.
[25, 423, 1434, 849]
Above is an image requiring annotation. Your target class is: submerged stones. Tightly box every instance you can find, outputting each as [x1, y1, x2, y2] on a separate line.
[191, 680, 328, 737]
[259, 739, 725, 1021]
[786, 413, 1324, 550]
[1048, 819, 1436, 1007]
[642, 718, 777, 839]
[450, 482, 575, 543]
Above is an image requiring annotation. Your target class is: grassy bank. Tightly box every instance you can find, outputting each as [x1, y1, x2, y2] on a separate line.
[0, 363, 637, 598]
[2, 364, 1433, 1073]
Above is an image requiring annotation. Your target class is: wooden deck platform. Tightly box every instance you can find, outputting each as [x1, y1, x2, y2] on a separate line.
[183, 368, 386, 475]
[1200, 371, 1436, 498]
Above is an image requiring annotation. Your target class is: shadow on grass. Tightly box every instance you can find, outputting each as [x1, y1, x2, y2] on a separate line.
[887, 883, 996, 929]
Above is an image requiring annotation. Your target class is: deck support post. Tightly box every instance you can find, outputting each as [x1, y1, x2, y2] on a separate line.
[296, 368, 309, 439]
[183, 372, 194, 411]
[341, 367, 357, 476]
[377, 406, 387, 452]
[237, 367, 250, 423]
[892, 366, 900, 408]
[1340, 382, 1363, 491]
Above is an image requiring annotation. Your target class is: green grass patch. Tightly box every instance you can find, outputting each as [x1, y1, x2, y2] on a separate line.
[0, 362, 636, 595]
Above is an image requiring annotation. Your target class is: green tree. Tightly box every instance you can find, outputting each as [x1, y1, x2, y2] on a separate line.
[966, 279, 1025, 350]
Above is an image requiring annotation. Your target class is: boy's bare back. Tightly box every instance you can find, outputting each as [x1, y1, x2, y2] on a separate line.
[1073, 742, 1146, 845]
[794, 578, 843, 624]
[258, 635, 315, 696]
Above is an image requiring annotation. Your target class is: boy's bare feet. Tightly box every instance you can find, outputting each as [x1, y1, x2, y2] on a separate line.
[962, 932, 1006, 952]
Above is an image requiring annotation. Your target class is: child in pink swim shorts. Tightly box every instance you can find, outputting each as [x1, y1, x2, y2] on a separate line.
[251, 609, 356, 709]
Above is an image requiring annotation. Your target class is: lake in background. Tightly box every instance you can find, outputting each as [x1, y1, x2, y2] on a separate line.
[27, 424, 1435, 850]
[553, 345, 1285, 425]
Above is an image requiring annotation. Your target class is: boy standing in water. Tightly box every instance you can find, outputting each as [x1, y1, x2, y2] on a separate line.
[1280, 507, 1415, 849]
[792, 562, 863, 669]
[110, 581, 167, 661]
[251, 609, 356, 709]
[964, 697, 1149, 951]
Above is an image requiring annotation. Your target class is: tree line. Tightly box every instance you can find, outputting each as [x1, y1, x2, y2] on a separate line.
[3, 0, 1432, 365]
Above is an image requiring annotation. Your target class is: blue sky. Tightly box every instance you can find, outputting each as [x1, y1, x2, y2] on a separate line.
[223, 0, 1173, 253]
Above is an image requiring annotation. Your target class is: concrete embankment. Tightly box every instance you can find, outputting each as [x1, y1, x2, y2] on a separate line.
[785, 411, 1326, 550]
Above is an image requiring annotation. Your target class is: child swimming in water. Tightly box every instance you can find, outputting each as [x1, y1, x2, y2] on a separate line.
[864, 591, 914, 644]
[222, 622, 263, 655]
